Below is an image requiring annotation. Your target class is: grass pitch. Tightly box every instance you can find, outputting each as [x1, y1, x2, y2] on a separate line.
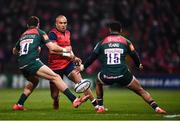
[0, 88, 180, 120]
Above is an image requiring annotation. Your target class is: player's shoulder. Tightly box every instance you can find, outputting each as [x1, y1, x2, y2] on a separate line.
[22, 28, 39, 36]
[49, 27, 56, 32]
[98, 39, 104, 45]
[125, 38, 132, 45]
[49, 28, 70, 34]
[37, 28, 46, 35]
[118, 35, 132, 44]
[49, 28, 57, 34]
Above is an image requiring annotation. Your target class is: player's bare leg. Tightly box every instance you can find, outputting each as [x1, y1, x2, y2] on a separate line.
[96, 78, 106, 113]
[37, 65, 89, 108]
[69, 70, 98, 108]
[127, 77, 166, 114]
[96, 79, 104, 103]
[13, 76, 39, 111]
[50, 82, 59, 110]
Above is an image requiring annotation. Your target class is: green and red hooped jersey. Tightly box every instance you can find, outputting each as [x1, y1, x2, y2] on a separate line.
[93, 33, 135, 75]
[15, 28, 50, 67]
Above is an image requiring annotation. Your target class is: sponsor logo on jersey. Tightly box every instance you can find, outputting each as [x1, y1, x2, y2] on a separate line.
[108, 43, 119, 47]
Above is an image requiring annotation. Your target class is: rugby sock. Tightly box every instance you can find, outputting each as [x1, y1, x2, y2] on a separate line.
[17, 93, 28, 105]
[97, 98, 103, 106]
[91, 99, 98, 106]
[63, 88, 76, 103]
[148, 100, 158, 110]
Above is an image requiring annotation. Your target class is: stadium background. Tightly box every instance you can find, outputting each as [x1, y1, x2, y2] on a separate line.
[0, 0, 179, 88]
[0, 0, 180, 120]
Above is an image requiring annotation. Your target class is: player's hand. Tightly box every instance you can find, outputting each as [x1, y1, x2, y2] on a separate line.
[72, 57, 82, 66]
[74, 64, 84, 74]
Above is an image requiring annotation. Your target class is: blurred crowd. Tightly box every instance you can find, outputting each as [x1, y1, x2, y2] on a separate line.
[0, 0, 179, 74]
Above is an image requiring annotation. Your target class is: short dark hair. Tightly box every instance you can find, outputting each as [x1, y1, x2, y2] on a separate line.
[27, 16, 39, 27]
[106, 21, 122, 32]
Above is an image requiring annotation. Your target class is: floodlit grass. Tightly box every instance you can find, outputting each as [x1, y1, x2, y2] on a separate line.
[0, 88, 180, 120]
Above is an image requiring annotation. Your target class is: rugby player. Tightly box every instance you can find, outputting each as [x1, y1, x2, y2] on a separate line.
[12, 16, 89, 110]
[77, 21, 166, 114]
[48, 15, 98, 110]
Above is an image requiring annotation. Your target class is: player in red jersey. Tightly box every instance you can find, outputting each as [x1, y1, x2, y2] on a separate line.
[48, 15, 98, 110]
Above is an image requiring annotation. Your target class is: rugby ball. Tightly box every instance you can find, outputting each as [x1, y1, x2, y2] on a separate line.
[74, 79, 91, 93]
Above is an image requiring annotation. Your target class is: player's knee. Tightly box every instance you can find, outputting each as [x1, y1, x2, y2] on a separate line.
[52, 74, 61, 81]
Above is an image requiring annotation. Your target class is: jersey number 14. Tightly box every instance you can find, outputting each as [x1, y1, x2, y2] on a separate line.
[19, 39, 33, 56]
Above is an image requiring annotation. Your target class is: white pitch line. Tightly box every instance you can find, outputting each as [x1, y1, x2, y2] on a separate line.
[164, 114, 180, 118]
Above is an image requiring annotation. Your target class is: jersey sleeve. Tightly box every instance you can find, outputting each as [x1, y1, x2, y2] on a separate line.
[126, 39, 141, 68]
[83, 41, 102, 69]
[93, 41, 102, 55]
[126, 39, 135, 52]
[48, 32, 57, 41]
[38, 29, 51, 44]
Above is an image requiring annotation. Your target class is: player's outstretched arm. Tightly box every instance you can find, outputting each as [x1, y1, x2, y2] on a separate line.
[46, 41, 69, 53]
[128, 50, 143, 70]
[70, 51, 82, 66]
[43, 34, 69, 54]
[75, 52, 98, 73]
[127, 40, 143, 70]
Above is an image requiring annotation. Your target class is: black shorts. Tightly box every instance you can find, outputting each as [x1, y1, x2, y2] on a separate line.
[97, 70, 133, 87]
[53, 62, 76, 78]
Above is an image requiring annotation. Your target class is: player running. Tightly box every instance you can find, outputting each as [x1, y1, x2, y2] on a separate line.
[12, 16, 89, 111]
[48, 15, 98, 110]
[77, 21, 166, 114]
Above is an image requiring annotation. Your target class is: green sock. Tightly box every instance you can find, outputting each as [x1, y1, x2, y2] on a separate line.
[17, 93, 28, 105]
[97, 98, 103, 106]
[63, 88, 76, 103]
[91, 99, 98, 107]
[148, 100, 158, 110]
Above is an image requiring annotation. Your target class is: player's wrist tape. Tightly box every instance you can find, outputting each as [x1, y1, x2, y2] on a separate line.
[80, 64, 84, 71]
[62, 53, 71, 57]
[62, 48, 67, 52]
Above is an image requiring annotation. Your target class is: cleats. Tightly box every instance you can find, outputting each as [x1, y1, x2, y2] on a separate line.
[12, 104, 26, 111]
[96, 106, 108, 113]
[94, 105, 99, 110]
[155, 107, 167, 114]
[73, 95, 90, 108]
[53, 99, 59, 110]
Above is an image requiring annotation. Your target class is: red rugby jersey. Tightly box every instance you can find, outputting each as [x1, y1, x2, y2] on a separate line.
[48, 28, 72, 70]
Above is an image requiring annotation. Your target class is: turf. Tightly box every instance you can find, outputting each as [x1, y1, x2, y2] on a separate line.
[0, 88, 180, 120]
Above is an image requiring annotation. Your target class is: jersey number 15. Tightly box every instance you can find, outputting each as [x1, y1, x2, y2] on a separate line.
[105, 48, 123, 65]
